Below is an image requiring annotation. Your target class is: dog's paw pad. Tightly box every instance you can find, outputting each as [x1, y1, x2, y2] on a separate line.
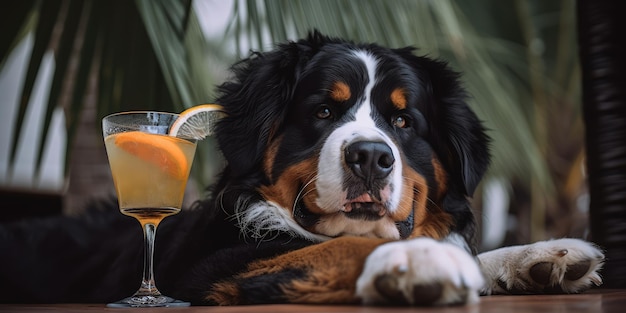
[500, 239, 604, 294]
[374, 273, 408, 304]
[373, 273, 444, 306]
[412, 283, 443, 306]
[564, 260, 592, 281]
[528, 259, 593, 288]
[529, 262, 553, 285]
[356, 238, 483, 306]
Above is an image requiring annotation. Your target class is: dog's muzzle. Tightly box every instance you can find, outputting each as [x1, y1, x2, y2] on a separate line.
[341, 140, 395, 220]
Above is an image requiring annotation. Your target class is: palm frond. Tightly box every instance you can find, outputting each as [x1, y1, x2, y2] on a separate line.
[8, 0, 62, 178]
[0, 1, 37, 69]
[2, 0, 222, 188]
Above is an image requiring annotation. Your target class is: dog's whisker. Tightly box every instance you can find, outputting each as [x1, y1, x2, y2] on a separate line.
[292, 175, 319, 213]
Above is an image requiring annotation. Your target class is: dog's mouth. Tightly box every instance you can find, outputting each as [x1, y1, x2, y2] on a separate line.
[293, 192, 388, 228]
[341, 193, 387, 221]
[293, 189, 414, 239]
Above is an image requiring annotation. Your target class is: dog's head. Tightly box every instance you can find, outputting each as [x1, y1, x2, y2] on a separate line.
[214, 31, 489, 242]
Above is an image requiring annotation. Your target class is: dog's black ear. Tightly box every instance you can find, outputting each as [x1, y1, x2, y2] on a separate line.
[423, 58, 490, 196]
[397, 48, 491, 196]
[215, 31, 328, 177]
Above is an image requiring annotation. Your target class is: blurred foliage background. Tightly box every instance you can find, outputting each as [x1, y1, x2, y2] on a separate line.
[0, 0, 587, 250]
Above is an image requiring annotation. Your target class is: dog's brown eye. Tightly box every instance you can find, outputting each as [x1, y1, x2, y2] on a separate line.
[316, 106, 332, 119]
[393, 115, 409, 128]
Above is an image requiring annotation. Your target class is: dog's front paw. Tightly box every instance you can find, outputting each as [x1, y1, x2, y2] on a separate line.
[355, 238, 484, 306]
[479, 238, 605, 295]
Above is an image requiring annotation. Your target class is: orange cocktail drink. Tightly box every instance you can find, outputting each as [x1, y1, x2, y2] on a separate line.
[102, 111, 196, 307]
[104, 131, 196, 225]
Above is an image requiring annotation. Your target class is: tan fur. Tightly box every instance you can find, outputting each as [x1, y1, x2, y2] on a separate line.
[330, 81, 351, 102]
[390, 88, 407, 110]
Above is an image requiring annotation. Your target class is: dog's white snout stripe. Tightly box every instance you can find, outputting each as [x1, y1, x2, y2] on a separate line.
[316, 50, 403, 217]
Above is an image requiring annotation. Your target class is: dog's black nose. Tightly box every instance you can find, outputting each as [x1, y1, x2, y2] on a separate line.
[345, 141, 395, 181]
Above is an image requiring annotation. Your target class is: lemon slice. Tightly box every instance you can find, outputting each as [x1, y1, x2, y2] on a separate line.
[114, 131, 188, 179]
[169, 104, 226, 139]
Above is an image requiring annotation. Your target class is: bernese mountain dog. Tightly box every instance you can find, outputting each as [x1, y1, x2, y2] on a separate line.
[0, 31, 605, 306]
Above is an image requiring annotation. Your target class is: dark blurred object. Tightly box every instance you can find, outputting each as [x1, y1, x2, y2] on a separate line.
[0, 188, 63, 222]
[578, 0, 626, 288]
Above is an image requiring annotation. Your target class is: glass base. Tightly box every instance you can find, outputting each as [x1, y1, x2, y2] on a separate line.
[107, 295, 190, 308]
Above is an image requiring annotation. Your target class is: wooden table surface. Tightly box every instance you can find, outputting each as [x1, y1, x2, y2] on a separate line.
[1, 289, 624, 312]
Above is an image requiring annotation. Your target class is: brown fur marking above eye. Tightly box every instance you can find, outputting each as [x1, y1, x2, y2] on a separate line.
[330, 81, 351, 102]
[391, 88, 407, 110]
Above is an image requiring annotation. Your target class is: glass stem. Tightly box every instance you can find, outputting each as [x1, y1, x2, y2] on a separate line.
[137, 222, 161, 296]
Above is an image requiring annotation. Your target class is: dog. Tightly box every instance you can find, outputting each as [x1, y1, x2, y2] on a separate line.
[0, 31, 605, 306]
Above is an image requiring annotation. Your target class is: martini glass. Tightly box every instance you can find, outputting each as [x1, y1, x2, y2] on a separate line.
[102, 111, 196, 307]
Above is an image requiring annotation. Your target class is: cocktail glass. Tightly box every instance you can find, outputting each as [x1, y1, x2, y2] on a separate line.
[102, 111, 196, 307]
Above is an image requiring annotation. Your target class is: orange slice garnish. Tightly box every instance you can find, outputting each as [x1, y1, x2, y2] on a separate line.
[114, 131, 188, 179]
[169, 104, 226, 139]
